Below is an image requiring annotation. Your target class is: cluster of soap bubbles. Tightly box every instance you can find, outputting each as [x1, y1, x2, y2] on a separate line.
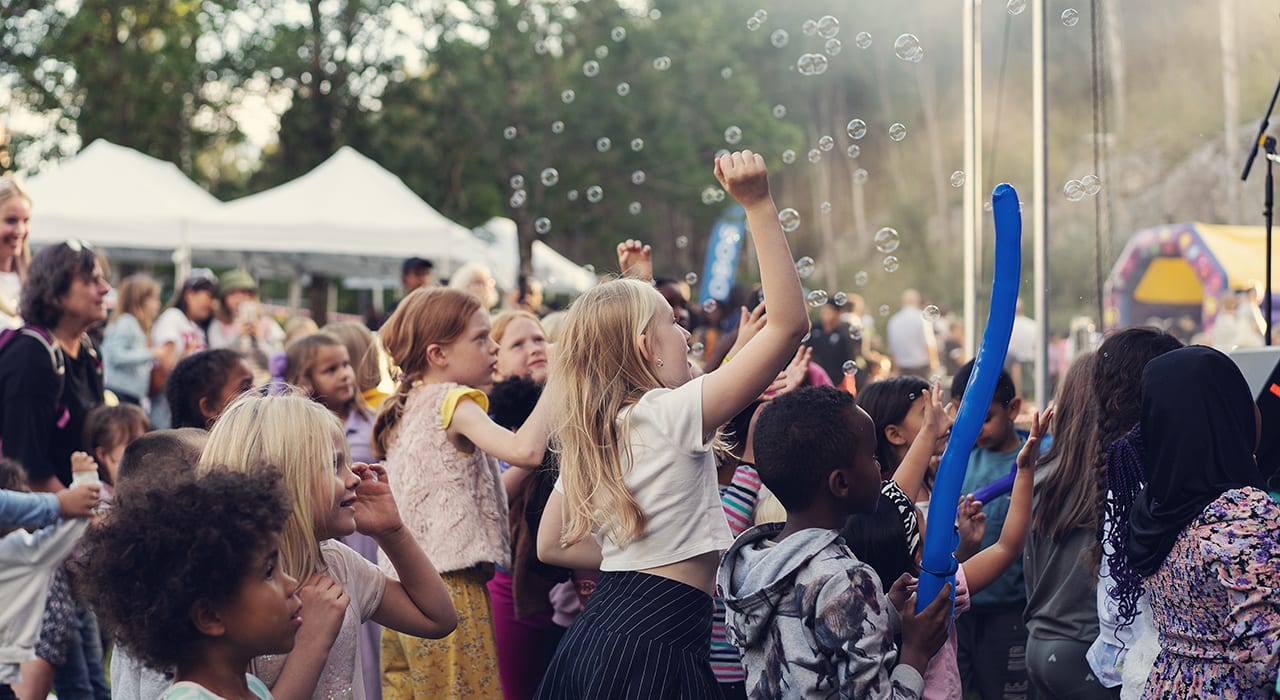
[797, 52, 830, 76]
[746, 9, 768, 31]
[1063, 175, 1102, 202]
[875, 228, 901, 273]
[701, 187, 727, 205]
[893, 33, 924, 63]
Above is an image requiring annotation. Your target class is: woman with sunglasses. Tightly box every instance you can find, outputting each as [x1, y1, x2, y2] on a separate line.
[0, 175, 32, 330]
[149, 269, 218, 428]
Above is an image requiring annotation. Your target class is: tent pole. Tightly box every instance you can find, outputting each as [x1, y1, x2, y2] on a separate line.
[963, 0, 982, 356]
[1032, 0, 1050, 404]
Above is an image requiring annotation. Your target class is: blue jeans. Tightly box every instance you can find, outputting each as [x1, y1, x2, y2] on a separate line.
[52, 605, 110, 700]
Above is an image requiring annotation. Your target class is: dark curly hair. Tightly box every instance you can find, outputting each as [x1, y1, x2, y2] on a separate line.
[75, 468, 290, 672]
[753, 385, 860, 511]
[19, 242, 106, 329]
[166, 349, 245, 429]
[488, 374, 543, 430]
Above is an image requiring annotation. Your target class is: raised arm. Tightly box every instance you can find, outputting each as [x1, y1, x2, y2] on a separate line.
[700, 151, 808, 436]
[891, 381, 951, 503]
[448, 388, 552, 468]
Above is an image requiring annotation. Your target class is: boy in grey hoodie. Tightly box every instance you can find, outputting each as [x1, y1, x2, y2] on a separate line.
[717, 386, 952, 699]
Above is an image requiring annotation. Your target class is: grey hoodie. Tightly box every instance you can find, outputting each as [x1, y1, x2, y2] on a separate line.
[717, 522, 925, 699]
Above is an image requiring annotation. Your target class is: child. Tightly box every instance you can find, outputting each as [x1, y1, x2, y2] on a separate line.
[323, 322, 390, 410]
[0, 458, 96, 699]
[150, 271, 218, 427]
[81, 403, 150, 496]
[535, 151, 810, 696]
[949, 360, 1033, 700]
[78, 468, 300, 699]
[491, 311, 550, 384]
[717, 386, 953, 698]
[1102, 346, 1280, 696]
[858, 376, 950, 517]
[201, 391, 457, 700]
[283, 333, 374, 463]
[102, 273, 163, 407]
[165, 348, 254, 430]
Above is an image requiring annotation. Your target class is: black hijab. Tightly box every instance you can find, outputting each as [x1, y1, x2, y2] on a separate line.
[1128, 345, 1265, 577]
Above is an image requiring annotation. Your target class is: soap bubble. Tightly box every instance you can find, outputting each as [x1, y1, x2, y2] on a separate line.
[725, 126, 743, 144]
[582, 60, 600, 77]
[690, 342, 705, 355]
[846, 144, 861, 158]
[567, 189, 579, 202]
[1061, 8, 1080, 26]
[1081, 174, 1101, 196]
[923, 304, 940, 321]
[586, 185, 604, 203]
[807, 290, 829, 307]
[849, 324, 863, 340]
[875, 227, 901, 253]
[676, 236, 689, 249]
[802, 19, 819, 36]
[1063, 179, 1085, 201]
[795, 256, 816, 278]
[807, 148, 822, 164]
[889, 123, 908, 141]
[855, 270, 869, 286]
[721, 67, 733, 79]
[817, 15, 840, 38]
[539, 168, 559, 187]
[628, 201, 642, 215]
[653, 56, 672, 71]
[596, 137, 612, 152]
[616, 82, 630, 96]
[778, 208, 801, 232]
[820, 201, 832, 214]
[551, 120, 565, 134]
[832, 292, 847, 306]
[847, 118, 868, 140]
[983, 200, 993, 212]
[630, 138, 644, 152]
[894, 33, 922, 61]
[797, 53, 829, 76]
[782, 149, 797, 164]
[852, 168, 869, 185]
[631, 170, 646, 185]
[595, 45, 609, 60]
[503, 126, 518, 140]
[747, 16, 762, 31]
[534, 39, 548, 55]
[611, 26, 627, 42]
[770, 29, 790, 48]
[509, 190, 527, 208]
[818, 135, 835, 151]
[702, 300, 719, 314]
[950, 170, 966, 188]
[753, 9, 768, 21]
[855, 31, 872, 49]
[701, 187, 719, 205]
[879, 304, 891, 317]
[825, 38, 843, 56]
[883, 256, 900, 273]
[510, 174, 525, 189]
[909, 49, 925, 63]
[773, 104, 787, 118]
[842, 360, 858, 376]
[561, 89, 575, 104]
[1007, 0, 1026, 15]
[534, 217, 551, 235]
[649, 8, 660, 20]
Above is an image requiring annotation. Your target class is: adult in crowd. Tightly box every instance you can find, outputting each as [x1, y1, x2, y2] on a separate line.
[149, 269, 218, 428]
[1007, 300, 1038, 400]
[102, 274, 163, 407]
[806, 297, 856, 385]
[504, 274, 546, 316]
[886, 289, 938, 377]
[449, 261, 500, 309]
[386, 256, 434, 319]
[207, 268, 285, 379]
[0, 175, 31, 331]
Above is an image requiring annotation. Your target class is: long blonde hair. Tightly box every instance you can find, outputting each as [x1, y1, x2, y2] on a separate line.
[372, 287, 482, 459]
[198, 390, 346, 582]
[550, 278, 667, 547]
[0, 175, 32, 281]
[110, 274, 161, 334]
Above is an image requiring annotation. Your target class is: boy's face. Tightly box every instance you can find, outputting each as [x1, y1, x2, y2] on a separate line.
[843, 407, 883, 513]
[213, 535, 301, 658]
[975, 397, 1021, 451]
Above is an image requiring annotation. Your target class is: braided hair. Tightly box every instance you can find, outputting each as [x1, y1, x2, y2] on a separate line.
[1100, 426, 1148, 629]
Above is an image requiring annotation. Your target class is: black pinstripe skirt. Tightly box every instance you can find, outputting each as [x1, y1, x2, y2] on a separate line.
[534, 570, 722, 699]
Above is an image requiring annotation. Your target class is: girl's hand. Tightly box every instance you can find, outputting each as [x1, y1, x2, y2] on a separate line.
[616, 239, 653, 281]
[56, 483, 101, 518]
[352, 463, 405, 540]
[725, 303, 768, 362]
[956, 494, 987, 559]
[888, 573, 918, 612]
[919, 380, 954, 440]
[715, 150, 771, 207]
[764, 346, 812, 399]
[1016, 408, 1053, 471]
[297, 574, 350, 647]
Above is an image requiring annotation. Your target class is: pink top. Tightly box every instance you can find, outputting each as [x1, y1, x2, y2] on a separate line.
[922, 563, 971, 700]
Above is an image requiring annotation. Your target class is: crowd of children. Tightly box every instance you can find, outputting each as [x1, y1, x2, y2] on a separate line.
[1, 158, 1279, 700]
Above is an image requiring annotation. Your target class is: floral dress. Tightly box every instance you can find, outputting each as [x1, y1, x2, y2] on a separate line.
[1142, 487, 1280, 699]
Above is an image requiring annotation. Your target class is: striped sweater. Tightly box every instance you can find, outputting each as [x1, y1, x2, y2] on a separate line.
[712, 464, 763, 683]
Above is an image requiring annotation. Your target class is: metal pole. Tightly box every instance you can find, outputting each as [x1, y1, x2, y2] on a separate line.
[963, 0, 981, 357]
[1032, 0, 1049, 405]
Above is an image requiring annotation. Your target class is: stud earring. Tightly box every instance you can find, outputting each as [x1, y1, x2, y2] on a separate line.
[656, 358, 665, 367]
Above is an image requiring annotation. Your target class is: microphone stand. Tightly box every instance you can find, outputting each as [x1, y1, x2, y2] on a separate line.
[1242, 75, 1280, 345]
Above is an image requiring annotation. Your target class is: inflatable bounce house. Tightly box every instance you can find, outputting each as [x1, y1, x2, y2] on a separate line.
[1104, 222, 1280, 333]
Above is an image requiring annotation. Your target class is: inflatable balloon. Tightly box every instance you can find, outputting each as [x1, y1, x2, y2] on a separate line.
[916, 183, 1023, 613]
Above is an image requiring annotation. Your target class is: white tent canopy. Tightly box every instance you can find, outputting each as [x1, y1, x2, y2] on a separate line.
[472, 217, 596, 294]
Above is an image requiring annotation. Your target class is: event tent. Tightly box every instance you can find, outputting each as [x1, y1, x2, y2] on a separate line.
[1104, 222, 1280, 330]
[472, 217, 597, 295]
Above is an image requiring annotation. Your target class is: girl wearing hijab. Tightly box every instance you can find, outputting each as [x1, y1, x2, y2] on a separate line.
[1103, 346, 1280, 698]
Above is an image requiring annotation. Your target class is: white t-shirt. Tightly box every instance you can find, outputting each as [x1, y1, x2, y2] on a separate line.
[0, 271, 20, 330]
[556, 375, 733, 571]
[252, 540, 386, 700]
[152, 307, 206, 359]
